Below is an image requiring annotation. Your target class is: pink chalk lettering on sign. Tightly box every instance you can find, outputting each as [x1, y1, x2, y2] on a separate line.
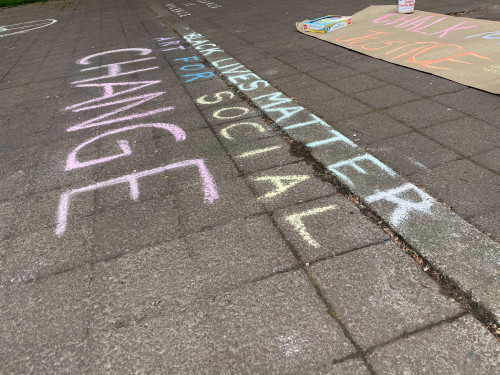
[56, 159, 219, 236]
[66, 93, 175, 131]
[429, 21, 477, 39]
[66, 81, 162, 110]
[372, 13, 477, 38]
[65, 123, 186, 171]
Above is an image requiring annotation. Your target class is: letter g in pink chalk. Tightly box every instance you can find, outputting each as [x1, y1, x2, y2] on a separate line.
[77, 48, 153, 65]
[65, 123, 187, 171]
[56, 159, 219, 236]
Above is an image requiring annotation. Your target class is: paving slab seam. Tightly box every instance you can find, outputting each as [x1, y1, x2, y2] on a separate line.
[142, 20, 382, 372]
[170, 75, 398, 370]
[286, 83, 500, 179]
[301, 267, 376, 374]
[149, 17, 500, 346]
[362, 311, 470, 355]
[142, 0, 500, 326]
[196, 46, 500, 337]
[0, 208, 267, 290]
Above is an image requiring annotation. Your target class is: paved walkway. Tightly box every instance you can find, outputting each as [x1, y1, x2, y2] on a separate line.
[0, 0, 499, 373]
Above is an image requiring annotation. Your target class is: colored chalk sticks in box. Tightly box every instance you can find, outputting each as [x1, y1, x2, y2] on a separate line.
[303, 15, 352, 34]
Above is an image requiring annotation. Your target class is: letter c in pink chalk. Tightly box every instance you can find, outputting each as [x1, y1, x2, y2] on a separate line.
[65, 123, 186, 171]
[77, 48, 153, 65]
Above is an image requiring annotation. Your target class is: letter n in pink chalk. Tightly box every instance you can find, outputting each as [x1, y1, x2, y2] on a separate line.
[66, 93, 175, 131]
[65, 123, 187, 170]
[56, 159, 219, 236]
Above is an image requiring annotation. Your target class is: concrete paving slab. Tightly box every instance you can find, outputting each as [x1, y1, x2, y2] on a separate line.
[336, 112, 411, 146]
[369, 315, 500, 375]
[365, 132, 461, 176]
[411, 158, 500, 218]
[470, 147, 500, 174]
[273, 196, 388, 262]
[0, 266, 90, 361]
[90, 215, 297, 331]
[326, 73, 387, 95]
[247, 162, 335, 212]
[316, 358, 371, 375]
[310, 242, 463, 349]
[401, 73, 467, 97]
[422, 118, 500, 157]
[88, 271, 355, 374]
[273, 73, 322, 94]
[176, 175, 265, 233]
[4, 341, 86, 375]
[369, 64, 425, 85]
[433, 88, 500, 117]
[92, 196, 180, 261]
[354, 86, 422, 110]
[307, 95, 372, 122]
[468, 210, 500, 239]
[307, 65, 360, 84]
[382, 98, 464, 129]
[478, 107, 500, 128]
[293, 85, 343, 110]
[1, 217, 93, 286]
[9, 187, 94, 236]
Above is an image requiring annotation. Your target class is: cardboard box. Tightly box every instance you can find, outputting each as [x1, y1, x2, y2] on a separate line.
[303, 15, 352, 34]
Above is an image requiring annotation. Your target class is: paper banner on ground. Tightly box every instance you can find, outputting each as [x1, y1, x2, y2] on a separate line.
[296, 6, 500, 94]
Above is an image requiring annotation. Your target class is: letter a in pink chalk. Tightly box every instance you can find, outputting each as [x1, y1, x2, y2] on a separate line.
[65, 123, 187, 171]
[56, 159, 219, 236]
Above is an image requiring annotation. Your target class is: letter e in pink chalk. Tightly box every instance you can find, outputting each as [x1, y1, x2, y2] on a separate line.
[56, 159, 219, 236]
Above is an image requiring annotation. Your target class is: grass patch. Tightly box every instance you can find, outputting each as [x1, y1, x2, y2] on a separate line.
[0, 0, 49, 7]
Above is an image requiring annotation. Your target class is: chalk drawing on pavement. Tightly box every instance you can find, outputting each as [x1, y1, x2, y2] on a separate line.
[196, 91, 235, 106]
[65, 123, 186, 171]
[220, 121, 267, 140]
[279, 333, 310, 357]
[55, 45, 222, 236]
[285, 205, 338, 248]
[365, 182, 435, 227]
[327, 154, 397, 188]
[213, 106, 250, 120]
[236, 145, 282, 158]
[0, 19, 57, 37]
[56, 159, 219, 236]
[252, 175, 310, 200]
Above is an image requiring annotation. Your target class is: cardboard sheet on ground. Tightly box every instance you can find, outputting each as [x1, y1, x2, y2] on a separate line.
[296, 5, 500, 94]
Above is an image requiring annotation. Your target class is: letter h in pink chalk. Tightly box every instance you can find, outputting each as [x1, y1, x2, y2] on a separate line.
[56, 159, 219, 236]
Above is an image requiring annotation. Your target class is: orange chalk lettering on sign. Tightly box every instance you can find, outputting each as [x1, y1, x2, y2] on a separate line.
[413, 50, 490, 70]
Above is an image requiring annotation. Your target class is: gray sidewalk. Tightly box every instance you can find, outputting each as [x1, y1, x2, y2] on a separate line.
[166, 0, 500, 240]
[0, 0, 499, 373]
